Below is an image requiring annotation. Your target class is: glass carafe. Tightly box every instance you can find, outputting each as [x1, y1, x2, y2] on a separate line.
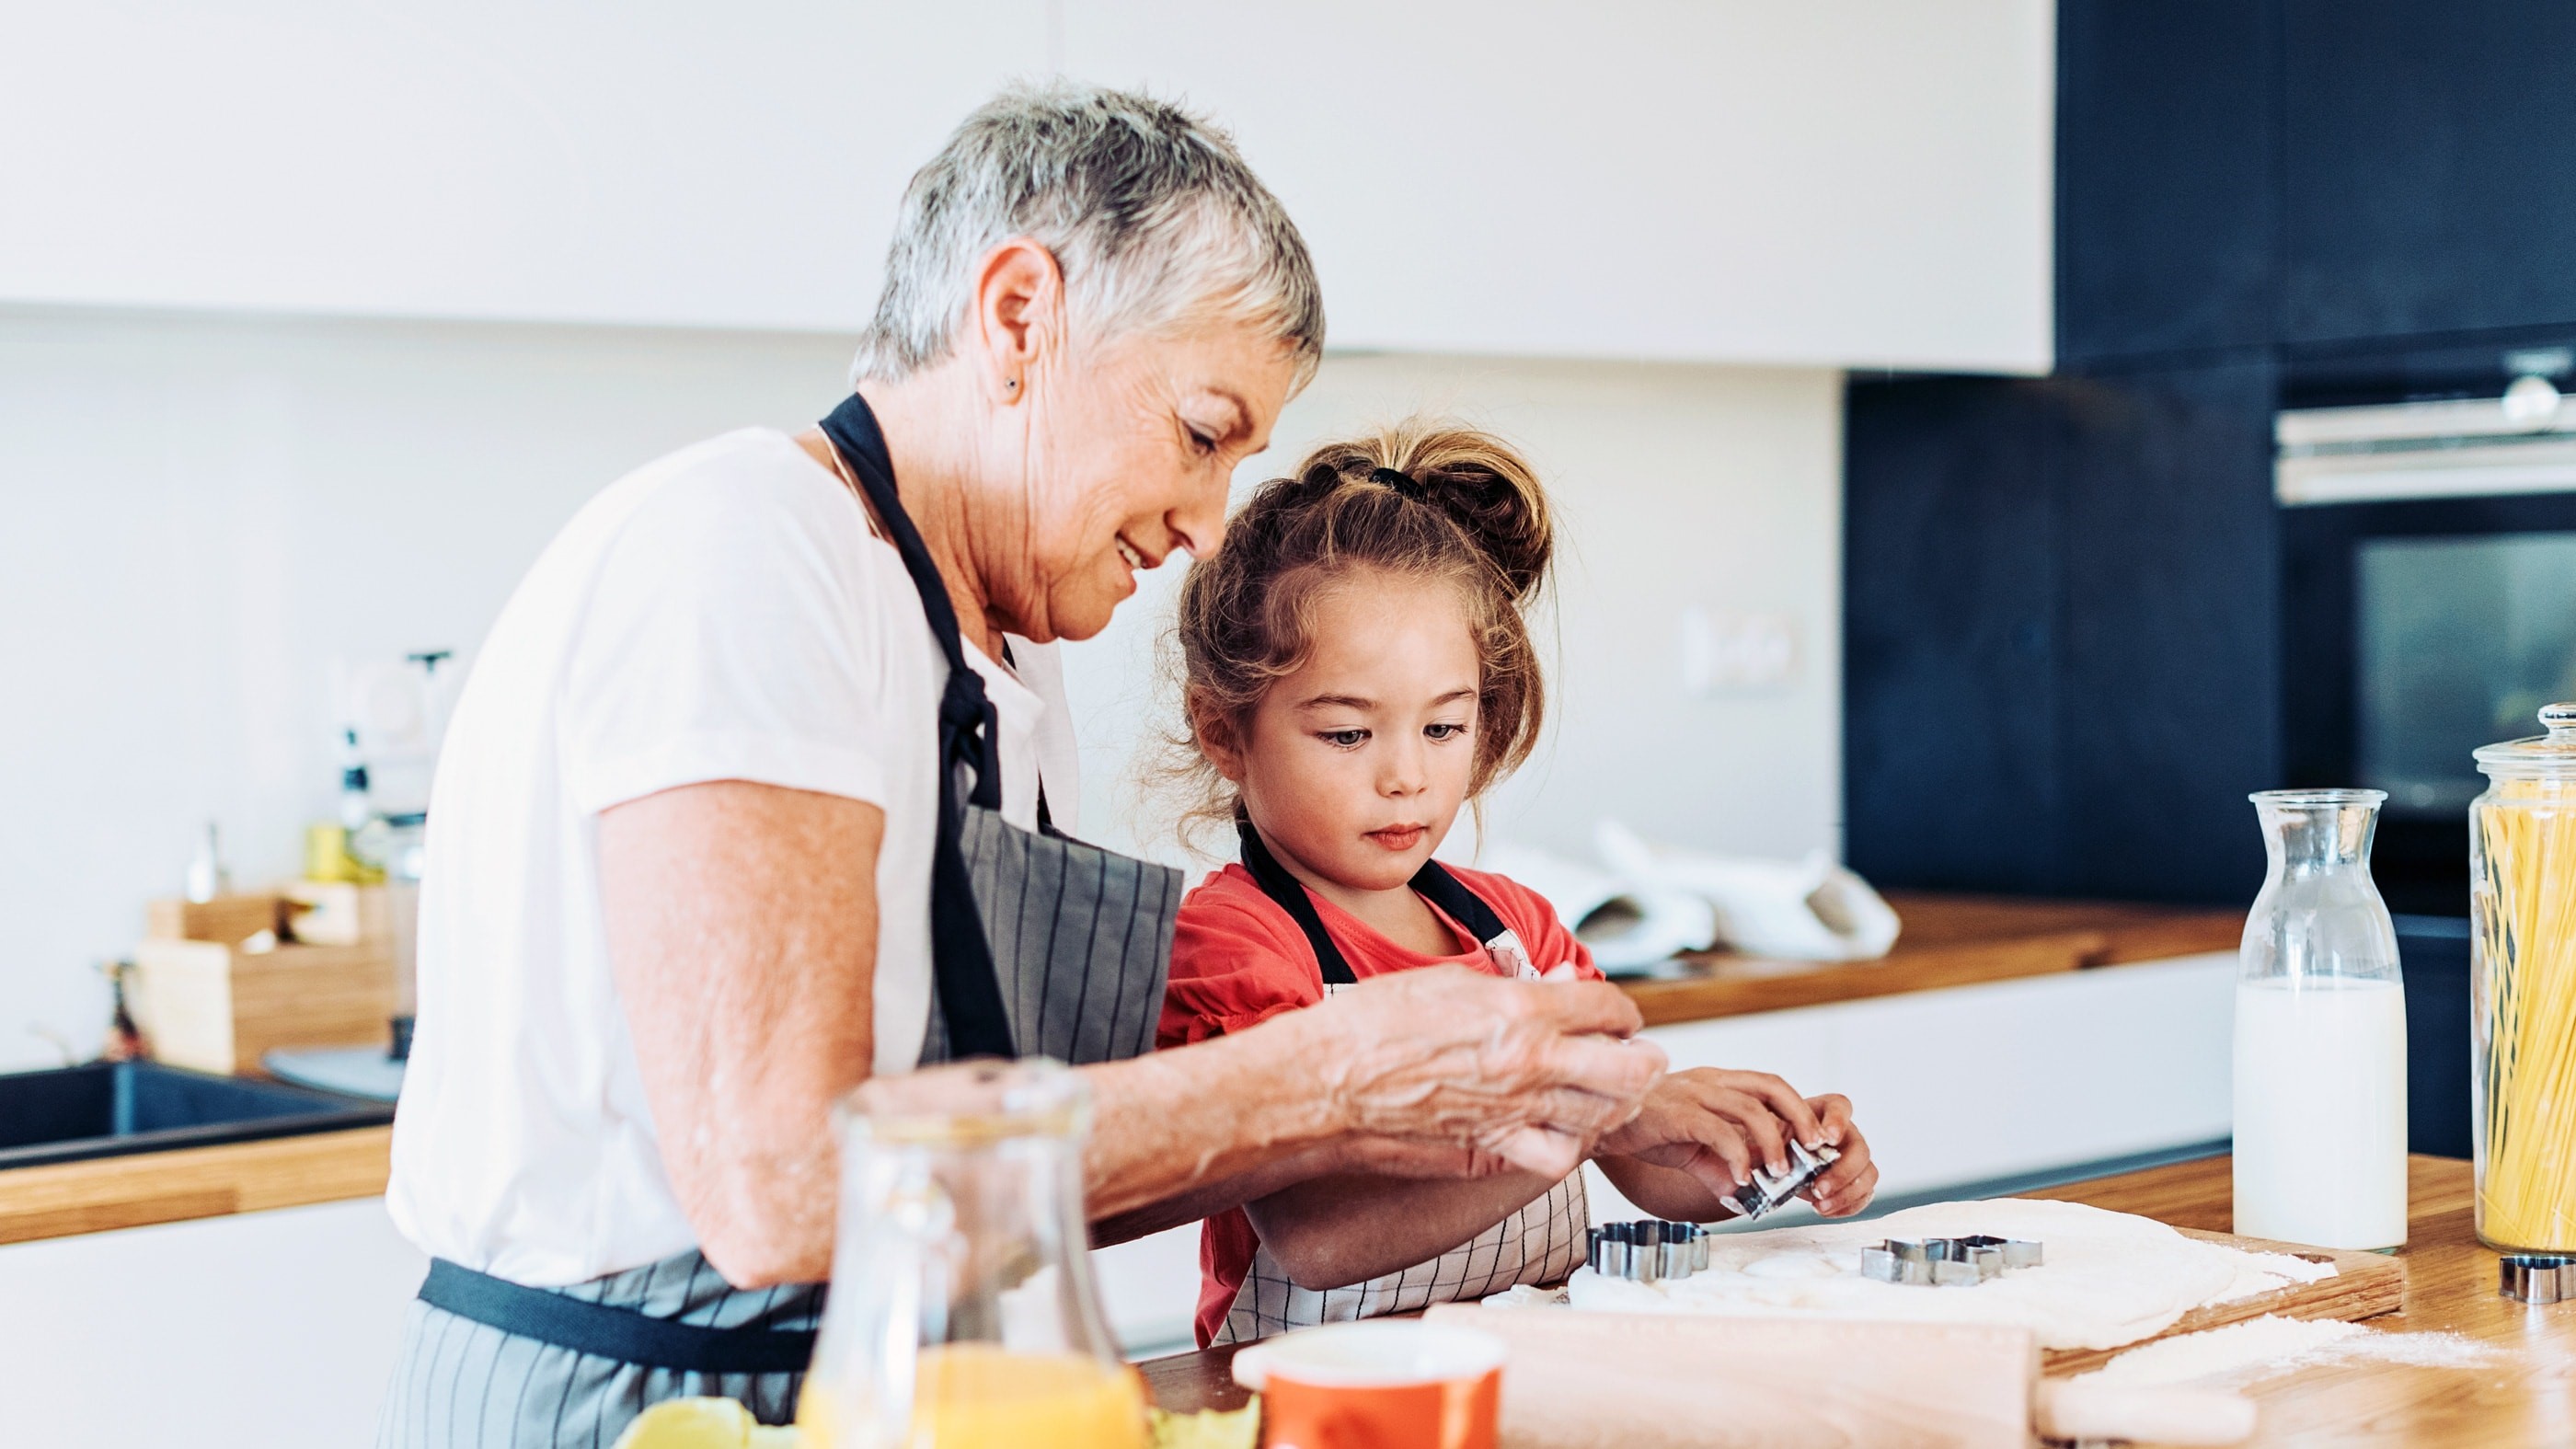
[799, 1059, 1145, 1449]
[2472, 704, 2576, 1252]
[2233, 789, 2409, 1249]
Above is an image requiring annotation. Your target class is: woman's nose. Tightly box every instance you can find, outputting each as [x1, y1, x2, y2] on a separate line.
[1169, 476, 1229, 558]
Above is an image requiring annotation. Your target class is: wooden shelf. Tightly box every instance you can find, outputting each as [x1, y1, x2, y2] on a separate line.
[1618, 891, 2245, 1027]
[0, 1126, 391, 1248]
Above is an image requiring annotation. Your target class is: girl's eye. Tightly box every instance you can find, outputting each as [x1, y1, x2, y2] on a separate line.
[1424, 722, 1467, 742]
[1317, 729, 1369, 749]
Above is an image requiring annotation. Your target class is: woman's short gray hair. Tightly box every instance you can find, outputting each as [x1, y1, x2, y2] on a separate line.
[849, 82, 1324, 388]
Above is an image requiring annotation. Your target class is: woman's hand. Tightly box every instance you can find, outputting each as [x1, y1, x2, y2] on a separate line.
[1080, 963, 1662, 1228]
[1304, 965, 1668, 1179]
[1593, 1070, 1878, 1222]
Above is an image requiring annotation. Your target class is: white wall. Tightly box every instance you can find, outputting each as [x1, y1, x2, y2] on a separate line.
[0, 316, 1840, 1074]
[1059, 353, 1844, 871]
[0, 307, 857, 1070]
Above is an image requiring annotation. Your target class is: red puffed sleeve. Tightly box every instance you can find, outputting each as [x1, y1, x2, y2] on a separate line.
[1157, 866, 1326, 1047]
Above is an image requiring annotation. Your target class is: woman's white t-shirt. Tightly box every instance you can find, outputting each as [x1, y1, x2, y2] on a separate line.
[385, 428, 1078, 1287]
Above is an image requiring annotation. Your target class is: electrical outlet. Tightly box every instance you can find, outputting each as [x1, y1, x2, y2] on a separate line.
[1680, 607, 1799, 696]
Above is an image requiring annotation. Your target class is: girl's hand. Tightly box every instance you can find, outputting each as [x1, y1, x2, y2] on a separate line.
[1594, 1070, 1877, 1219]
[1800, 1094, 1878, 1218]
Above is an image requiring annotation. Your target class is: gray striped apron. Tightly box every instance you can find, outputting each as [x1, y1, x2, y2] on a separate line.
[1213, 820, 1589, 1345]
[376, 394, 1180, 1448]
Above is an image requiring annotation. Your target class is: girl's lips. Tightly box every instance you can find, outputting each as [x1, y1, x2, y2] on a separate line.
[1366, 825, 1427, 850]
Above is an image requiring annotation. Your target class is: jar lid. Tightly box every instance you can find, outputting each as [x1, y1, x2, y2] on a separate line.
[2475, 702, 2576, 777]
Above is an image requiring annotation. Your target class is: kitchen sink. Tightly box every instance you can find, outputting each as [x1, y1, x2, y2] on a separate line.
[0, 1060, 396, 1171]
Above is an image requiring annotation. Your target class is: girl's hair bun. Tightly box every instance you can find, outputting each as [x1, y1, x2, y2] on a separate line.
[1303, 423, 1555, 603]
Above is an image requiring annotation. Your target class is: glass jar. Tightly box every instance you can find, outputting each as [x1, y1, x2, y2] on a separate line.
[799, 1059, 1145, 1449]
[2233, 789, 2409, 1249]
[2472, 703, 2576, 1252]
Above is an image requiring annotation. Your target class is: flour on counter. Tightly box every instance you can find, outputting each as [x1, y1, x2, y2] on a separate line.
[2072, 1314, 2503, 1387]
[1565, 1198, 2338, 1351]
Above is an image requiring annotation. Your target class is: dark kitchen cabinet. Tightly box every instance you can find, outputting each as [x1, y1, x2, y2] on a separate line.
[2282, 1, 2576, 343]
[1846, 358, 2279, 904]
[2053, 357, 2281, 903]
[1845, 376, 2064, 894]
[2057, 1, 2279, 363]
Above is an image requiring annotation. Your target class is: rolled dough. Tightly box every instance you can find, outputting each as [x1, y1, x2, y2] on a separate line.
[1563, 1198, 2335, 1351]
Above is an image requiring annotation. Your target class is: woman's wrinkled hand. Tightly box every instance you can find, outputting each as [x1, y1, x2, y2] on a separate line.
[1300, 965, 1667, 1180]
[1595, 1070, 1879, 1217]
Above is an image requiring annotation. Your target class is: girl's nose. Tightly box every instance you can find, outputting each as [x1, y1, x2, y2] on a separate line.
[1379, 737, 1427, 796]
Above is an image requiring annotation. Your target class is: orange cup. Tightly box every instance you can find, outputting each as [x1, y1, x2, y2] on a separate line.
[1230, 1320, 1505, 1449]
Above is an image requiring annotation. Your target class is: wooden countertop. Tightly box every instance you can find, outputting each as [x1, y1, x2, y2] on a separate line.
[1139, 1155, 2576, 1446]
[1621, 890, 2244, 1027]
[0, 1126, 391, 1247]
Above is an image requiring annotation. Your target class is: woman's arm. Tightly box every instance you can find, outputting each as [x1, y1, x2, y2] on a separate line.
[601, 780, 883, 1290]
[605, 784, 1665, 1288]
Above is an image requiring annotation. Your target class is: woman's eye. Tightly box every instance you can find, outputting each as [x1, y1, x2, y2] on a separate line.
[1317, 729, 1369, 749]
[1424, 722, 1467, 742]
[1184, 426, 1218, 456]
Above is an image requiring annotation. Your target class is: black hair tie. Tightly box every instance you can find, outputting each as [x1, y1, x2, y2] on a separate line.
[1369, 466, 1427, 500]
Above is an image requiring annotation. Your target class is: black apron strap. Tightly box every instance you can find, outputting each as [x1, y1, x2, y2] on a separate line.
[1233, 817, 1519, 987]
[417, 1259, 817, 1375]
[818, 393, 1018, 1061]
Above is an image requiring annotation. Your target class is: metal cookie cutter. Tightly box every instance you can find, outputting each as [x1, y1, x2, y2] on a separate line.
[2500, 1254, 2576, 1304]
[1587, 1219, 1711, 1283]
[1859, 1235, 2045, 1287]
[1720, 1140, 1840, 1221]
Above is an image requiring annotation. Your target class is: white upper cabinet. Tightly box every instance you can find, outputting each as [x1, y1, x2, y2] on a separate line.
[4, 2, 2052, 371]
[0, 1, 1047, 332]
[1061, 0, 2055, 373]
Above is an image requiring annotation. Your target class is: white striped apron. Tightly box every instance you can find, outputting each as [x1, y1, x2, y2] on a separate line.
[1214, 819, 1592, 1344]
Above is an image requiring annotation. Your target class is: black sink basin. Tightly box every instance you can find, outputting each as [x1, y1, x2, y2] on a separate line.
[0, 1060, 396, 1170]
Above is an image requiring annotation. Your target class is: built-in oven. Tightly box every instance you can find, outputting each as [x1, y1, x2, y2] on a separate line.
[2281, 339, 2576, 918]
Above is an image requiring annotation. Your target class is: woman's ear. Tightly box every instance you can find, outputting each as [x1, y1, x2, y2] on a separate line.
[1193, 699, 1250, 784]
[969, 237, 1063, 406]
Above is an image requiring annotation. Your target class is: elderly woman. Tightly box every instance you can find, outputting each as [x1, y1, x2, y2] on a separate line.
[375, 84, 1833, 1447]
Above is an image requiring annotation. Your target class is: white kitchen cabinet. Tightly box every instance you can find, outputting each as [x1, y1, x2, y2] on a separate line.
[0, 1, 1045, 332]
[6, 3, 2050, 371]
[0, 1196, 426, 1449]
[1063, 0, 2054, 372]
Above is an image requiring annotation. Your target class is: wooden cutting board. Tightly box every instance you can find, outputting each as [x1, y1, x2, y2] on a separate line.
[2038, 1228, 2407, 1376]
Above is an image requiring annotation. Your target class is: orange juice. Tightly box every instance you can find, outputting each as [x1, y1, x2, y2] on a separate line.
[797, 1344, 1147, 1449]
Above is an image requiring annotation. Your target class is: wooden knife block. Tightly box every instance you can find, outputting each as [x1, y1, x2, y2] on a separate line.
[132, 891, 397, 1075]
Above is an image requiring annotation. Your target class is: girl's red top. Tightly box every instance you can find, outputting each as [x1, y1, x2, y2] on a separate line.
[1156, 860, 1599, 1346]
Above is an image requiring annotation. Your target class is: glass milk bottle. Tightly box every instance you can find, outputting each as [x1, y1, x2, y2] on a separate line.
[2234, 789, 2409, 1249]
[2471, 704, 2576, 1252]
[799, 1059, 1146, 1449]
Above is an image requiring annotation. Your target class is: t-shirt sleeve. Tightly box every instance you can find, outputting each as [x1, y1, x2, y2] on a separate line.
[559, 451, 893, 815]
[1157, 887, 1325, 1048]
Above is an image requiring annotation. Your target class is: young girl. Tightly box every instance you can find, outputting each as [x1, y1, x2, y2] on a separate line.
[1156, 423, 1878, 1348]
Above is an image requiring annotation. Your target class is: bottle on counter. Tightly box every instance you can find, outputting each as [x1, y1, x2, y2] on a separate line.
[2470, 704, 2576, 1253]
[2234, 788, 2409, 1250]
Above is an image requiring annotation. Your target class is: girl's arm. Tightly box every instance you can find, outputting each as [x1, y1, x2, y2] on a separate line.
[1242, 1167, 1561, 1291]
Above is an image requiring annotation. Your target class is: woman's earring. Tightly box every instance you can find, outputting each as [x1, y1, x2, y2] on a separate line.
[1005, 377, 1020, 394]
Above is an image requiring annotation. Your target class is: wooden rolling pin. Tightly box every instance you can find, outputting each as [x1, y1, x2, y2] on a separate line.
[1420, 1305, 2254, 1448]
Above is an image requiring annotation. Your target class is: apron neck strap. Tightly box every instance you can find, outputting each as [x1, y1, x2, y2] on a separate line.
[1233, 816, 1518, 987]
[818, 393, 1002, 811]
